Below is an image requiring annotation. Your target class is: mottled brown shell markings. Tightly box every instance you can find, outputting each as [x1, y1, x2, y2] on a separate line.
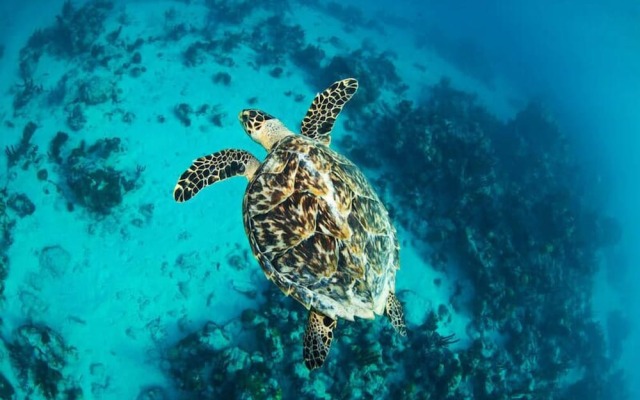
[294, 163, 329, 197]
[276, 233, 338, 281]
[250, 193, 318, 258]
[244, 135, 397, 319]
[351, 196, 389, 234]
[316, 200, 351, 239]
[331, 158, 377, 199]
[305, 146, 332, 173]
[328, 173, 353, 215]
[364, 235, 392, 275]
[337, 241, 365, 279]
[246, 153, 298, 215]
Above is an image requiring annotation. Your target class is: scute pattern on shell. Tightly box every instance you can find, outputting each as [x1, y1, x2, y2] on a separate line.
[243, 135, 399, 321]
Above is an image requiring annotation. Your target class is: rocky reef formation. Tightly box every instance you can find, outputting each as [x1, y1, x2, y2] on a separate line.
[48, 134, 142, 215]
[1, 324, 82, 399]
[163, 283, 463, 399]
[13, 1, 114, 114]
[339, 78, 625, 399]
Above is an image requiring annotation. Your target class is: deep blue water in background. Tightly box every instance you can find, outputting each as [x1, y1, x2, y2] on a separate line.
[394, 0, 640, 395]
[386, 0, 640, 163]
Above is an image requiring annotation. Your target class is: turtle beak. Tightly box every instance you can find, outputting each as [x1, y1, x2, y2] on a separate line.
[238, 111, 251, 134]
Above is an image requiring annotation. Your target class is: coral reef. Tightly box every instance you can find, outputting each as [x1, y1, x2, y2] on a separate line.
[205, 0, 251, 26]
[65, 141, 128, 214]
[340, 78, 624, 398]
[39, 246, 72, 278]
[48, 131, 69, 164]
[47, 74, 71, 106]
[43, 0, 114, 58]
[65, 105, 86, 131]
[0, 188, 16, 253]
[11, 1, 114, 112]
[136, 386, 168, 400]
[212, 72, 231, 85]
[298, 47, 405, 110]
[174, 103, 193, 127]
[78, 75, 116, 105]
[12, 79, 44, 112]
[48, 136, 142, 215]
[10, 0, 133, 117]
[164, 282, 464, 399]
[0, 252, 9, 302]
[0, 371, 15, 400]
[5, 324, 82, 399]
[6, 193, 36, 218]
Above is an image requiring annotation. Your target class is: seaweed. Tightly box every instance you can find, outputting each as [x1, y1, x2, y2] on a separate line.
[126, 38, 144, 53]
[7, 193, 36, 218]
[49, 132, 69, 163]
[7, 324, 81, 398]
[66, 167, 124, 215]
[66, 105, 87, 131]
[205, 0, 249, 26]
[174, 103, 193, 127]
[183, 41, 206, 67]
[105, 25, 122, 45]
[13, 78, 44, 112]
[51, 0, 115, 57]
[0, 371, 14, 399]
[212, 72, 231, 85]
[291, 44, 325, 72]
[47, 73, 70, 106]
[269, 67, 283, 78]
[5, 121, 38, 168]
[165, 22, 190, 42]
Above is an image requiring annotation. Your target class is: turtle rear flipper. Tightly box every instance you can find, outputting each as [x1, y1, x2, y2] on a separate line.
[303, 310, 337, 370]
[301, 78, 358, 146]
[173, 149, 260, 202]
[385, 292, 406, 336]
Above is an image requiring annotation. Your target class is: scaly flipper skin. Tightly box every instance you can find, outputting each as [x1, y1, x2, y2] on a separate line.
[303, 310, 337, 370]
[385, 292, 407, 336]
[301, 78, 358, 146]
[173, 149, 260, 202]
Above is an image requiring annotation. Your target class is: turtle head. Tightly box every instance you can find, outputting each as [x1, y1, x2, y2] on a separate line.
[239, 109, 292, 151]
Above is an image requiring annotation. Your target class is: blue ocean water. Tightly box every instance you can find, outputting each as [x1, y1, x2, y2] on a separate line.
[0, 0, 638, 399]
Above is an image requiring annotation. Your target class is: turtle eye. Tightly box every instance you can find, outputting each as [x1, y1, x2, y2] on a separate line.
[241, 113, 249, 123]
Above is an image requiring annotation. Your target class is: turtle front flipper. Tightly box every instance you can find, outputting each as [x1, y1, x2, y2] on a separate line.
[301, 78, 358, 146]
[173, 149, 260, 202]
[385, 292, 407, 336]
[303, 310, 337, 370]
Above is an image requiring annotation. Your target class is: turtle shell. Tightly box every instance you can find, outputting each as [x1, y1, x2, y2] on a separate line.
[243, 135, 399, 321]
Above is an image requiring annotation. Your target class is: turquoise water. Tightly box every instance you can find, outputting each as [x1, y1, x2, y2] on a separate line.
[0, 0, 637, 399]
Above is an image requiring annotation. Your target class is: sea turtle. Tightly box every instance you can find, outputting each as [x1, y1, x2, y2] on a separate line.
[173, 78, 406, 370]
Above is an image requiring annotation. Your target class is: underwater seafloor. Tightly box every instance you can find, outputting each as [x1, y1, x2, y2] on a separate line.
[0, 0, 635, 399]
